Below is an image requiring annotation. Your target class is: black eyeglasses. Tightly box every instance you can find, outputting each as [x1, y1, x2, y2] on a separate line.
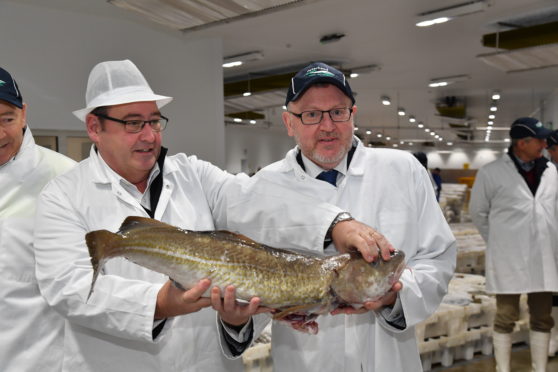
[289, 107, 353, 125]
[95, 113, 169, 133]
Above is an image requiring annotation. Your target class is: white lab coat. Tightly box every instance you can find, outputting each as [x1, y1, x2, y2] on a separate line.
[469, 154, 558, 293]
[0, 128, 75, 372]
[34, 146, 341, 372]
[236, 139, 456, 372]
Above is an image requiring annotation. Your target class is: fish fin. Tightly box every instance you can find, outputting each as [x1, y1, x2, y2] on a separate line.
[117, 216, 176, 234]
[85, 229, 123, 301]
[211, 231, 326, 259]
[272, 304, 321, 320]
[213, 230, 263, 247]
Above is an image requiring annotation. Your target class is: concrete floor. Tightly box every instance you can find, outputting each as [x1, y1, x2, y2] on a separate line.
[432, 344, 558, 371]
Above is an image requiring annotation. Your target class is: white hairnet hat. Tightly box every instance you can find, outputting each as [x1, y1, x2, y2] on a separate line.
[73, 59, 173, 121]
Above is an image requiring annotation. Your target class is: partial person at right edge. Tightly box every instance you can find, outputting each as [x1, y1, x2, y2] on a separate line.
[470, 117, 558, 372]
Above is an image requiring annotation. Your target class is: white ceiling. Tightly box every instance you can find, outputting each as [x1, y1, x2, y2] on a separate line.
[180, 0, 558, 149]
[15, 0, 558, 150]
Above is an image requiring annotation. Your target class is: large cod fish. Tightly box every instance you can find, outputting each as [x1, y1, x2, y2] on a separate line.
[86, 216, 406, 334]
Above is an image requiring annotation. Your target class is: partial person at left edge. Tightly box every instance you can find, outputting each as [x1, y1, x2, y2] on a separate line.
[0, 67, 76, 372]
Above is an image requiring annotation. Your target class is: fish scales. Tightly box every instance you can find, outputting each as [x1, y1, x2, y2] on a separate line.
[89, 223, 345, 308]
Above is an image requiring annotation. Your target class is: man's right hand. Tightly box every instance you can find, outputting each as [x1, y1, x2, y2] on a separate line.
[155, 279, 212, 320]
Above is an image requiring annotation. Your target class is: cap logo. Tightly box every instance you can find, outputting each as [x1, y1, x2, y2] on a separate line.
[0, 80, 5, 87]
[305, 66, 336, 78]
[536, 121, 543, 128]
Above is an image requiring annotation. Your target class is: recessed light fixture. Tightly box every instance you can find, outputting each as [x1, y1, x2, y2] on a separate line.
[425, 128, 430, 132]
[233, 118, 242, 123]
[447, 142, 453, 146]
[492, 91, 501, 100]
[366, 130, 372, 135]
[243, 91, 252, 97]
[488, 120, 494, 125]
[409, 116, 416, 123]
[249, 120, 256, 124]
[490, 106, 497, 112]
[398, 108, 406, 116]
[489, 114, 495, 119]
[377, 133, 383, 138]
[381, 96, 391, 106]
[415, 0, 487, 27]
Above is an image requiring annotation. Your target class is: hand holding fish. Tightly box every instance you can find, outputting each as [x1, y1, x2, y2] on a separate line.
[154, 279, 212, 319]
[330, 281, 403, 315]
[210, 285, 273, 327]
[331, 220, 395, 262]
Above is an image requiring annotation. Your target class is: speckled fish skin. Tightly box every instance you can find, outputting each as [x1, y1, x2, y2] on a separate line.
[86, 216, 405, 315]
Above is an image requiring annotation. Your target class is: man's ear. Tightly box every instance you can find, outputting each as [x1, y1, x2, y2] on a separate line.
[85, 114, 101, 142]
[282, 111, 294, 137]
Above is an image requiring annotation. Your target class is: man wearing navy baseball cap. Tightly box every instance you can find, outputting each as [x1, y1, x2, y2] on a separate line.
[0, 67, 75, 371]
[470, 116, 558, 372]
[546, 129, 558, 167]
[245, 62, 456, 372]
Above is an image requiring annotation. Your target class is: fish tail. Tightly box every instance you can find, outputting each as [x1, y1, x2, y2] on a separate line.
[85, 230, 123, 301]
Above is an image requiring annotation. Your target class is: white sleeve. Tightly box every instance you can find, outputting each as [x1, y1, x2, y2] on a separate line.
[192, 157, 343, 250]
[34, 179, 163, 343]
[390, 164, 457, 330]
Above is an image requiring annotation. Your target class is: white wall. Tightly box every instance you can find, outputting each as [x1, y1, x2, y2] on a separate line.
[225, 126, 294, 174]
[0, 0, 225, 166]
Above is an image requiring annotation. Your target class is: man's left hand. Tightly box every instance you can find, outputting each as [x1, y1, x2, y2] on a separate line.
[330, 281, 402, 315]
[331, 220, 394, 262]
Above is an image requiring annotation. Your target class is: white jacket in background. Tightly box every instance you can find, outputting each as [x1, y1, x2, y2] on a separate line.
[469, 154, 558, 293]
[34, 146, 341, 372]
[236, 139, 456, 372]
[0, 128, 76, 372]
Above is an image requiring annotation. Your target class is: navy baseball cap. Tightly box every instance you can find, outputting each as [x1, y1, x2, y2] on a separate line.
[509, 117, 552, 139]
[285, 62, 355, 106]
[547, 130, 558, 149]
[0, 67, 23, 108]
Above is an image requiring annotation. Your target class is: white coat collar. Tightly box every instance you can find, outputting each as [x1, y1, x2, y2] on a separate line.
[283, 136, 366, 180]
[88, 145, 178, 186]
[1, 127, 38, 181]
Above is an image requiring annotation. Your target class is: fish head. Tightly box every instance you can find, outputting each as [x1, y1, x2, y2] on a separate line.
[331, 250, 406, 304]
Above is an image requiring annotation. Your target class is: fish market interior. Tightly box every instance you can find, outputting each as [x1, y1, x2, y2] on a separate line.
[2, 0, 558, 371]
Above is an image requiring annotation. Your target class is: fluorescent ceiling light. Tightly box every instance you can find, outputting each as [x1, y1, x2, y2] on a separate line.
[110, 0, 307, 31]
[416, 0, 487, 27]
[428, 74, 470, 87]
[223, 51, 264, 68]
[477, 43, 558, 73]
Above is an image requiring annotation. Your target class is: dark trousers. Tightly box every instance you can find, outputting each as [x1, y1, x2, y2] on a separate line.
[494, 292, 554, 333]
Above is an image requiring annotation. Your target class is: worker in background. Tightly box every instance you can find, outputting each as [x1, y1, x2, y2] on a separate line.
[431, 167, 442, 201]
[33, 59, 392, 372]
[225, 62, 456, 371]
[470, 117, 558, 372]
[413, 151, 438, 197]
[547, 129, 558, 166]
[546, 129, 558, 357]
[0, 67, 76, 371]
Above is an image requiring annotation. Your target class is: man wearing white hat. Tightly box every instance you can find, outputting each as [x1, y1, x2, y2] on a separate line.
[33, 60, 393, 372]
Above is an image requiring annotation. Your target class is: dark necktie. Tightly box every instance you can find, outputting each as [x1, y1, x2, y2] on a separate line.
[316, 169, 338, 186]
